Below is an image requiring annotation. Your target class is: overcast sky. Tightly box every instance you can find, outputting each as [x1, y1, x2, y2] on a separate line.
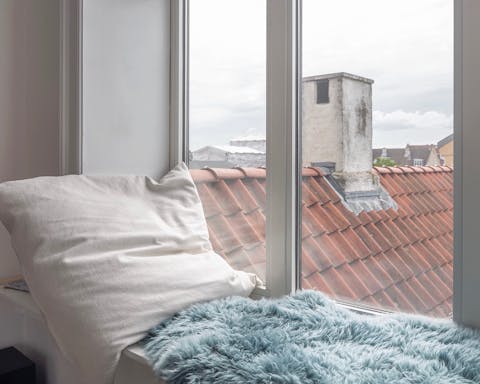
[189, 0, 453, 150]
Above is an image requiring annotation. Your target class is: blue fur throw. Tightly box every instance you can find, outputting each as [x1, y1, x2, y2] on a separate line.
[144, 291, 480, 383]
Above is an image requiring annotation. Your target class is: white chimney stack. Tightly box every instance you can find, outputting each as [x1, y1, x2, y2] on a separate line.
[302, 73, 395, 212]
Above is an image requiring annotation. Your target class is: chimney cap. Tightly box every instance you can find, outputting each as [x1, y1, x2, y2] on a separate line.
[303, 72, 374, 84]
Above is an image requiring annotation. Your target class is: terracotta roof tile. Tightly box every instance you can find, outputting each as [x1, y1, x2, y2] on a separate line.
[189, 168, 217, 183]
[304, 272, 334, 296]
[207, 168, 245, 180]
[190, 166, 453, 317]
[302, 183, 321, 208]
[302, 205, 328, 237]
[243, 179, 266, 210]
[302, 167, 325, 177]
[345, 260, 384, 296]
[195, 183, 222, 218]
[303, 178, 334, 206]
[208, 181, 243, 216]
[309, 203, 343, 234]
[394, 280, 430, 313]
[207, 214, 243, 253]
[328, 231, 362, 263]
[238, 167, 266, 179]
[338, 227, 372, 260]
[335, 263, 372, 300]
[324, 202, 352, 231]
[243, 209, 265, 240]
[371, 290, 398, 311]
[313, 234, 348, 267]
[320, 267, 357, 299]
[354, 226, 383, 256]
[363, 222, 393, 252]
[302, 235, 337, 272]
[228, 179, 261, 214]
[227, 212, 263, 247]
[361, 255, 395, 288]
[383, 285, 416, 312]
[402, 278, 437, 311]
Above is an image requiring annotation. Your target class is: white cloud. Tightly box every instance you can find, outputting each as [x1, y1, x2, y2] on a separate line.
[188, 0, 453, 149]
[373, 110, 453, 147]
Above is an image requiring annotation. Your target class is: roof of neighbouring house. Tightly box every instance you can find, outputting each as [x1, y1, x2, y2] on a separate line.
[190, 165, 454, 317]
[437, 134, 454, 148]
[373, 148, 406, 165]
[407, 145, 436, 163]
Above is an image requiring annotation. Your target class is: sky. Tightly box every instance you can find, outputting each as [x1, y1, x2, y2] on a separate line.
[189, 0, 453, 150]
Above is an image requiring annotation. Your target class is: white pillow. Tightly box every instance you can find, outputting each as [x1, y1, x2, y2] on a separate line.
[0, 163, 256, 384]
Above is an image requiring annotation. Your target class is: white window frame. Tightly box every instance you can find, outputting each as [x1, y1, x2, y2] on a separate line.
[413, 158, 424, 166]
[60, 0, 83, 175]
[453, 0, 480, 328]
[62, 0, 478, 325]
[170, 0, 301, 298]
[170, 0, 478, 322]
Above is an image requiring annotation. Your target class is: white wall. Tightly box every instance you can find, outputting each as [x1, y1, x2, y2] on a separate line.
[0, 0, 61, 278]
[0, 0, 172, 278]
[82, 0, 171, 178]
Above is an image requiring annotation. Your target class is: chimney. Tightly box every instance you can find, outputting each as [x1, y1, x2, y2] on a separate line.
[302, 72, 396, 212]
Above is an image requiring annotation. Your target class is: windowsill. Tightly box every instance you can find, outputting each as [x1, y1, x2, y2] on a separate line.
[252, 284, 392, 316]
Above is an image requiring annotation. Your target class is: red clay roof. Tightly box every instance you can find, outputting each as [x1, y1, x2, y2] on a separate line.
[190, 165, 454, 317]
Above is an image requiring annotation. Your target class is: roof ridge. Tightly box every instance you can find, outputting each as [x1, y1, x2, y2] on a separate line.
[373, 165, 453, 174]
[191, 165, 453, 183]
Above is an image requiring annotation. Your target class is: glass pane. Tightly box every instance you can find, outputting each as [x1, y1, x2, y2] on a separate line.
[301, 0, 453, 317]
[188, 0, 267, 281]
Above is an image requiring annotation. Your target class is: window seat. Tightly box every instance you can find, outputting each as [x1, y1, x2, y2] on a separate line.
[0, 286, 163, 384]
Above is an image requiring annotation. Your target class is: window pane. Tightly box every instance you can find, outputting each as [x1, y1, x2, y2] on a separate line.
[188, 0, 266, 281]
[301, 0, 453, 317]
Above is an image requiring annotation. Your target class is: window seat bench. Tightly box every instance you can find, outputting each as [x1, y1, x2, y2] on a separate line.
[0, 286, 163, 384]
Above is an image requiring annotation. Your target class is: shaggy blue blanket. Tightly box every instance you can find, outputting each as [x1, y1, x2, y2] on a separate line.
[144, 291, 480, 383]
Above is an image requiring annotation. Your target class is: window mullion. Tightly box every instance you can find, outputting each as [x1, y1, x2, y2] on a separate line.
[266, 0, 300, 297]
[454, 0, 480, 328]
[170, 0, 189, 168]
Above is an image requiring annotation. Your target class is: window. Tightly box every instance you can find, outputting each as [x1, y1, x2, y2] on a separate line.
[301, 0, 453, 317]
[173, 0, 480, 327]
[316, 79, 329, 104]
[413, 158, 424, 166]
[186, 0, 267, 282]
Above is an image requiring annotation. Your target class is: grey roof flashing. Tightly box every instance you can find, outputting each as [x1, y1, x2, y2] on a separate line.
[323, 171, 398, 215]
[343, 187, 398, 215]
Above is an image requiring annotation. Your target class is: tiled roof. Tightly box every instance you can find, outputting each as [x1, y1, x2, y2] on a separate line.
[190, 166, 454, 317]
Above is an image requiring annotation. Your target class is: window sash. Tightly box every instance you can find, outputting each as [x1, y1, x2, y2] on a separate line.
[265, 0, 301, 297]
[453, 0, 480, 328]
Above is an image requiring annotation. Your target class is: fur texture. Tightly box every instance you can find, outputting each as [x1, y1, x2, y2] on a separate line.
[144, 291, 480, 383]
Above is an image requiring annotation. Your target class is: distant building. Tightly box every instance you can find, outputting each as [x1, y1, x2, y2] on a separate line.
[437, 134, 453, 167]
[229, 136, 266, 153]
[190, 145, 265, 169]
[373, 144, 442, 167]
[372, 148, 405, 166]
